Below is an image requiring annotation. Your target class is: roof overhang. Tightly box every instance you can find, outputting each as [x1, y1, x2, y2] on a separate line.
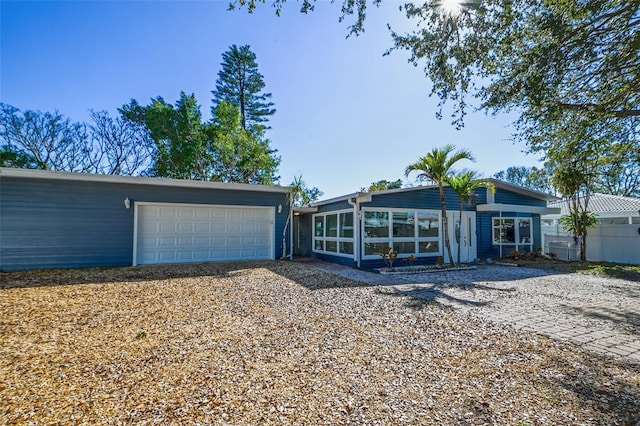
[477, 203, 561, 215]
[0, 167, 290, 194]
[293, 206, 318, 215]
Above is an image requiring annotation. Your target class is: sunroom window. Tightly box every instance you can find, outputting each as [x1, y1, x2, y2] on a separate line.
[313, 210, 355, 257]
[363, 209, 441, 258]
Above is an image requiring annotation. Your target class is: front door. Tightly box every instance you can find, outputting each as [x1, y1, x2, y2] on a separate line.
[446, 211, 477, 264]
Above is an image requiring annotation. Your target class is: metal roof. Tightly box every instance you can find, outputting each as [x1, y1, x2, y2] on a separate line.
[548, 193, 640, 216]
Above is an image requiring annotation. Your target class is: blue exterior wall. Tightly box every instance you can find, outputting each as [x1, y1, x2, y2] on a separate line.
[477, 213, 543, 259]
[301, 184, 552, 269]
[366, 186, 477, 211]
[0, 175, 289, 272]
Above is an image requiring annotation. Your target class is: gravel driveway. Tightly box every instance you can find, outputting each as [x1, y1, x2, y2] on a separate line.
[303, 259, 640, 364]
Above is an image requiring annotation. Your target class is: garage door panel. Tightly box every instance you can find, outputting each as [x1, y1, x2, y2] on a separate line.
[159, 208, 177, 218]
[177, 223, 194, 232]
[159, 223, 176, 233]
[136, 204, 274, 265]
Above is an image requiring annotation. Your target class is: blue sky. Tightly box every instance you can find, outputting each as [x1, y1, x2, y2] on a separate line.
[1, 0, 542, 199]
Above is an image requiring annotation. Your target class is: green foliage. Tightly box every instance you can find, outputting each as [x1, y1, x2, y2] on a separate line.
[230, 0, 377, 36]
[365, 179, 403, 192]
[212, 45, 275, 131]
[120, 93, 208, 180]
[493, 166, 555, 195]
[0, 145, 38, 169]
[387, 1, 640, 126]
[288, 174, 323, 207]
[559, 211, 598, 238]
[208, 101, 280, 184]
[121, 95, 281, 184]
[405, 144, 474, 265]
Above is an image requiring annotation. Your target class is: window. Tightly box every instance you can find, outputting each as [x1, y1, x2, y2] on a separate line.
[313, 210, 355, 257]
[492, 217, 533, 251]
[364, 211, 388, 238]
[363, 208, 441, 258]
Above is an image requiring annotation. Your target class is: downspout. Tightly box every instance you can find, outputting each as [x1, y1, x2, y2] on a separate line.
[347, 197, 360, 268]
[289, 204, 294, 260]
[499, 206, 503, 259]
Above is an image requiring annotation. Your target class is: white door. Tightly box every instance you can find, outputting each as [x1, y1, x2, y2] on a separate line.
[446, 211, 477, 264]
[134, 203, 274, 265]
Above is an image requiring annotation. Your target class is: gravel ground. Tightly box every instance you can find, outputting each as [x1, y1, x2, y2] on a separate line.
[1, 261, 640, 425]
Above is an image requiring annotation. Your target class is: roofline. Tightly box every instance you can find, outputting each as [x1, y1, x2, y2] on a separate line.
[0, 168, 291, 194]
[310, 179, 558, 206]
[484, 178, 560, 201]
[310, 192, 362, 207]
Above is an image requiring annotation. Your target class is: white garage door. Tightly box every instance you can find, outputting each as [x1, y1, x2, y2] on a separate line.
[134, 203, 274, 265]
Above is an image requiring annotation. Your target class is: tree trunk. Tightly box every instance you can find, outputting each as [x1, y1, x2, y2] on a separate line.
[457, 205, 463, 265]
[440, 185, 454, 265]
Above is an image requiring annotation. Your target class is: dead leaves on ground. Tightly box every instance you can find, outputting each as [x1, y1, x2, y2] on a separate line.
[1, 261, 639, 424]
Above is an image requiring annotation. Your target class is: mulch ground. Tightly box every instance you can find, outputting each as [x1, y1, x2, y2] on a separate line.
[1, 261, 639, 425]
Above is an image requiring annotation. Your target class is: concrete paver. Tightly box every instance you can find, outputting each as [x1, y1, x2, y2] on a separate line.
[299, 258, 640, 364]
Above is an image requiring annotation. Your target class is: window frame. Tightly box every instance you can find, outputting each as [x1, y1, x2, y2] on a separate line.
[312, 209, 355, 258]
[492, 217, 533, 251]
[362, 208, 442, 259]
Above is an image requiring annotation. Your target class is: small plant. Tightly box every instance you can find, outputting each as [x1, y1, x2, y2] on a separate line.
[436, 256, 444, 266]
[380, 246, 398, 268]
[135, 331, 147, 340]
[406, 254, 417, 266]
[509, 250, 521, 260]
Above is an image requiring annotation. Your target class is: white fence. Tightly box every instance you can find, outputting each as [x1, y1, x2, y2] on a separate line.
[542, 224, 640, 265]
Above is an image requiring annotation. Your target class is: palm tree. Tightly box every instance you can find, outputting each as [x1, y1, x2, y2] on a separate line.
[446, 171, 495, 264]
[404, 144, 474, 265]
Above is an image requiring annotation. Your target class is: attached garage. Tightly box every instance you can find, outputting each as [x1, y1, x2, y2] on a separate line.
[0, 168, 290, 272]
[135, 203, 275, 265]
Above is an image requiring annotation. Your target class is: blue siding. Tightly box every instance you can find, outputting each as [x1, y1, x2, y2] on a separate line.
[316, 200, 353, 213]
[311, 252, 357, 267]
[495, 190, 548, 207]
[477, 213, 543, 259]
[367, 187, 476, 211]
[1, 176, 289, 272]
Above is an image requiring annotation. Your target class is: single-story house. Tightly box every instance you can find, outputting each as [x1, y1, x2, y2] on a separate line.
[542, 193, 640, 264]
[293, 179, 560, 269]
[0, 168, 290, 272]
[1, 169, 561, 272]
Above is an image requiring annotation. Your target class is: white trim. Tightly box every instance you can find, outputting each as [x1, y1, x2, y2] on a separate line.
[133, 202, 276, 266]
[477, 203, 561, 215]
[361, 207, 442, 259]
[312, 209, 356, 259]
[133, 202, 140, 266]
[0, 167, 290, 194]
[491, 217, 534, 252]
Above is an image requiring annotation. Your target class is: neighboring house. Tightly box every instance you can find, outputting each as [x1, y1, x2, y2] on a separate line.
[542, 193, 640, 264]
[0, 168, 290, 272]
[294, 179, 559, 269]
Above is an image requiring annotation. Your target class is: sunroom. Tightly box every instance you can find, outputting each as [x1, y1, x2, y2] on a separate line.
[294, 179, 560, 269]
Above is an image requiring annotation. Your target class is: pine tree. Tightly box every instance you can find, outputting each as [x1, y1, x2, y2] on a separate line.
[211, 45, 275, 131]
